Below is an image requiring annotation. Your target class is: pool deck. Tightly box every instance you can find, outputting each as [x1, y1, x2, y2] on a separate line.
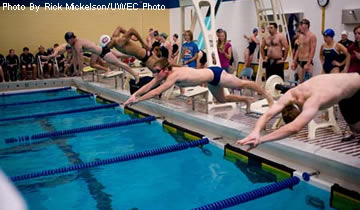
[1, 75, 359, 193]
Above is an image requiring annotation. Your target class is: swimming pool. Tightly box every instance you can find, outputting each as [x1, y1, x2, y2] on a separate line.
[0, 87, 334, 209]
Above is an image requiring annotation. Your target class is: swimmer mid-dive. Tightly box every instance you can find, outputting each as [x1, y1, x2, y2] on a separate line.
[237, 73, 360, 150]
[64, 32, 139, 83]
[123, 58, 274, 112]
[99, 26, 159, 72]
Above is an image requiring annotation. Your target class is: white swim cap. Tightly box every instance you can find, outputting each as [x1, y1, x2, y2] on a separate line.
[99, 35, 111, 48]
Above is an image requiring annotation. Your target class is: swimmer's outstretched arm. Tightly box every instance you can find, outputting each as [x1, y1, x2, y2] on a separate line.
[126, 28, 149, 50]
[259, 103, 318, 142]
[237, 98, 318, 150]
[134, 75, 177, 104]
[236, 102, 285, 147]
[112, 26, 127, 38]
[123, 75, 163, 107]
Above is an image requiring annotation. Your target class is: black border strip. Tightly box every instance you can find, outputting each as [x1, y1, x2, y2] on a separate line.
[224, 144, 295, 176]
[163, 120, 204, 139]
[330, 183, 360, 208]
[95, 96, 115, 104]
[76, 88, 92, 95]
[124, 106, 150, 118]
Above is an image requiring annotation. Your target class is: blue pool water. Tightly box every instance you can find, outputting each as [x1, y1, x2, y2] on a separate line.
[0, 88, 333, 209]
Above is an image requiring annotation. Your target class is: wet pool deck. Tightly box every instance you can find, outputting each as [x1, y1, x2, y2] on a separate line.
[1, 74, 359, 192]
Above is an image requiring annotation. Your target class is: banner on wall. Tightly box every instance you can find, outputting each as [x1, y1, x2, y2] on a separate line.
[0, 0, 238, 10]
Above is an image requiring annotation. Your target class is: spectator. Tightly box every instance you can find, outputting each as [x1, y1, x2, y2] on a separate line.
[339, 30, 354, 49]
[151, 30, 161, 51]
[181, 30, 199, 68]
[338, 30, 354, 72]
[347, 25, 360, 74]
[197, 50, 207, 69]
[35, 45, 52, 78]
[6, 49, 19, 81]
[171, 33, 180, 62]
[217, 29, 232, 73]
[20, 47, 36, 80]
[319, 29, 350, 74]
[63, 45, 74, 76]
[243, 28, 259, 69]
[0, 54, 5, 82]
[53, 43, 66, 76]
[261, 23, 289, 80]
[159, 32, 172, 60]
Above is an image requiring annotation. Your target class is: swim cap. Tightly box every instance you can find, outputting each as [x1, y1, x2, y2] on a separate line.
[323, 28, 335, 38]
[64, 32, 76, 41]
[99, 35, 111, 48]
[253, 28, 258, 33]
[160, 32, 168, 39]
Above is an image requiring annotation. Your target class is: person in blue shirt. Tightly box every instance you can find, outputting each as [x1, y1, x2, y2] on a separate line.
[181, 30, 199, 68]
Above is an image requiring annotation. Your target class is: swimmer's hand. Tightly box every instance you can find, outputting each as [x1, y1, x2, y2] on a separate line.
[123, 95, 137, 107]
[236, 131, 261, 151]
[331, 60, 341, 67]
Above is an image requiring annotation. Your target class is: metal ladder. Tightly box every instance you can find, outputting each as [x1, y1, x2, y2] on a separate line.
[253, 0, 293, 85]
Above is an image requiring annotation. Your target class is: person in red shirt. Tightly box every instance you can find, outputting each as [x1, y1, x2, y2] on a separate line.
[347, 25, 360, 74]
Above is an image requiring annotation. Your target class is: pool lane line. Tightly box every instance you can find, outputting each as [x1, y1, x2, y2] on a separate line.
[5, 116, 156, 144]
[193, 176, 300, 210]
[0, 87, 72, 97]
[0, 94, 93, 107]
[10, 138, 209, 182]
[0, 103, 119, 122]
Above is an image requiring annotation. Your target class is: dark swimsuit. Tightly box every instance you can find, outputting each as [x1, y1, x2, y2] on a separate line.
[208, 66, 223, 86]
[339, 89, 360, 125]
[264, 58, 284, 80]
[322, 44, 340, 73]
[141, 50, 152, 63]
[248, 41, 257, 55]
[200, 50, 207, 65]
[297, 59, 314, 69]
[100, 46, 111, 58]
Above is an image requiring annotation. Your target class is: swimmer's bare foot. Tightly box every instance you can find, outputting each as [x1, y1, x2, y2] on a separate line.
[244, 97, 256, 113]
[134, 73, 140, 84]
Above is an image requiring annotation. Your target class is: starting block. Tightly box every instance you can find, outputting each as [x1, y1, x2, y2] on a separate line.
[101, 71, 124, 89]
[182, 87, 209, 113]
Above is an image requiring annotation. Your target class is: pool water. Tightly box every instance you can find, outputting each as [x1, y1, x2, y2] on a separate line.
[0, 88, 333, 209]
